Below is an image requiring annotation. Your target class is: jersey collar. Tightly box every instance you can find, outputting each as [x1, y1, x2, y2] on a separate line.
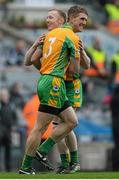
[62, 23, 73, 31]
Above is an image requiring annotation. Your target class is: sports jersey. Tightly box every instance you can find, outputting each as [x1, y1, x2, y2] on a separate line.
[40, 24, 80, 79]
[62, 24, 80, 81]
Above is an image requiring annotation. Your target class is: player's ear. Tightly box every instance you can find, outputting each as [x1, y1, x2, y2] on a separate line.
[68, 15, 75, 24]
[59, 17, 65, 25]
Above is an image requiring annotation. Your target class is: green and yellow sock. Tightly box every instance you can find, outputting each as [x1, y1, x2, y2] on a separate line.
[21, 154, 34, 171]
[70, 150, 79, 164]
[38, 137, 56, 154]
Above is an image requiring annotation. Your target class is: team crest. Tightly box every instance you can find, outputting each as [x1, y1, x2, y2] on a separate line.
[75, 89, 80, 94]
[53, 85, 59, 92]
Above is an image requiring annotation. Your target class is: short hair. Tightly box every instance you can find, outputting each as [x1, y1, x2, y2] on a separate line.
[48, 8, 66, 23]
[67, 6, 88, 21]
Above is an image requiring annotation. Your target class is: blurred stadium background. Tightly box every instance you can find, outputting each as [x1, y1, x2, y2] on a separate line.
[0, 0, 119, 173]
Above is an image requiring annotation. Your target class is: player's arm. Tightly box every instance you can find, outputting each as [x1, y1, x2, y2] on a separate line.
[79, 40, 90, 69]
[31, 48, 42, 70]
[24, 45, 42, 66]
[80, 49, 90, 69]
[24, 34, 45, 66]
[70, 57, 80, 74]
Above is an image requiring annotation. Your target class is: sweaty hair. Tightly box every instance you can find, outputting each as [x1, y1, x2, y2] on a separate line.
[49, 8, 66, 23]
[67, 6, 88, 21]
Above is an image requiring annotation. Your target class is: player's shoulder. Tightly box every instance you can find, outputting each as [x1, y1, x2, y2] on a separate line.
[46, 27, 80, 42]
[64, 28, 79, 39]
[47, 28, 65, 36]
[66, 30, 79, 43]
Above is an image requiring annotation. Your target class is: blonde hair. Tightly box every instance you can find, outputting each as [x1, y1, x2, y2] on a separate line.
[67, 6, 88, 21]
[49, 8, 66, 23]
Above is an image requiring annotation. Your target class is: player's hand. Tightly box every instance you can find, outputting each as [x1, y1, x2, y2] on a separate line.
[79, 40, 84, 52]
[33, 33, 46, 48]
[39, 33, 46, 44]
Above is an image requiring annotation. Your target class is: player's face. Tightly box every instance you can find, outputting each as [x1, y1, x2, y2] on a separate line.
[46, 10, 63, 31]
[72, 13, 88, 32]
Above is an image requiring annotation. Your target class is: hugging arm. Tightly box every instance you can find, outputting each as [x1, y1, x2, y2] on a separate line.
[24, 34, 46, 68]
[79, 40, 90, 69]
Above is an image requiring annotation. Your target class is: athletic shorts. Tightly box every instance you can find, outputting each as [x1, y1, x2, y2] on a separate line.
[65, 79, 83, 108]
[37, 74, 70, 115]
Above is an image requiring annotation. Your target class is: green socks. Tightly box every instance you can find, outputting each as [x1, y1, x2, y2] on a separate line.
[60, 151, 79, 167]
[38, 137, 56, 154]
[21, 154, 34, 170]
[21, 138, 56, 171]
[60, 153, 70, 168]
[70, 150, 79, 164]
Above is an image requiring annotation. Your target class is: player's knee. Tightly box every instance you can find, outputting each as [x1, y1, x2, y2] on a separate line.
[74, 117, 78, 127]
[69, 116, 78, 129]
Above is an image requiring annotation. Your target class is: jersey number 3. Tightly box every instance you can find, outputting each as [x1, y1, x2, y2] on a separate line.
[44, 37, 56, 58]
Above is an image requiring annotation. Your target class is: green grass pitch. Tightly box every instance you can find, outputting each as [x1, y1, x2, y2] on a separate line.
[0, 172, 119, 179]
